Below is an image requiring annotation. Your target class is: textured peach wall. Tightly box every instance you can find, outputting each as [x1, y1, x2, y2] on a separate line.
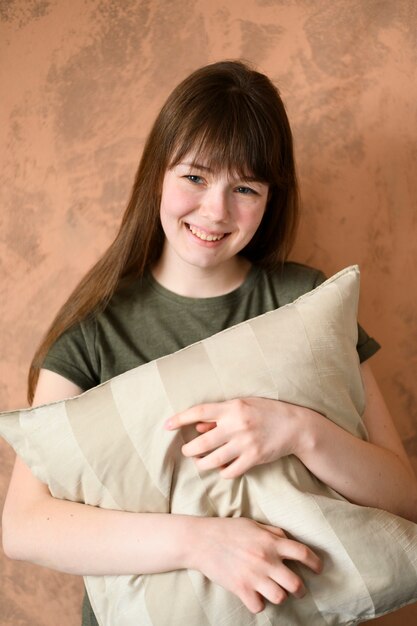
[1, 1, 416, 624]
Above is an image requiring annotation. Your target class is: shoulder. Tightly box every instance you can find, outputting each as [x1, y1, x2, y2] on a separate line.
[42, 315, 98, 390]
[278, 261, 326, 288]
[103, 274, 155, 315]
[41, 277, 154, 390]
[256, 261, 326, 307]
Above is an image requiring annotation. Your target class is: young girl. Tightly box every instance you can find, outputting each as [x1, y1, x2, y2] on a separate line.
[3, 60, 417, 626]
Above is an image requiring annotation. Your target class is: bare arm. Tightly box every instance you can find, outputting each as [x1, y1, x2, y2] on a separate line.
[4, 458, 204, 575]
[295, 362, 417, 520]
[2, 370, 193, 576]
[2, 369, 321, 614]
[170, 362, 417, 522]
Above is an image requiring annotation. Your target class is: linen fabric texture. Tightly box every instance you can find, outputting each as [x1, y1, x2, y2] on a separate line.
[1, 265, 417, 626]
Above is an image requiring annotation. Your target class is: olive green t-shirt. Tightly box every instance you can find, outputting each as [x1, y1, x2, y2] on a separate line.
[42, 262, 380, 626]
[44, 262, 379, 390]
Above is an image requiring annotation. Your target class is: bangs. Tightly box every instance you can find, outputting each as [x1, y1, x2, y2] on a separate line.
[168, 93, 277, 183]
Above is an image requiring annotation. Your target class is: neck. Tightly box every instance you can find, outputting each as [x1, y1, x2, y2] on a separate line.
[151, 254, 252, 298]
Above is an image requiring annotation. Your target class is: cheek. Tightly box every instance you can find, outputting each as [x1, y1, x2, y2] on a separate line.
[241, 208, 266, 239]
[160, 189, 195, 221]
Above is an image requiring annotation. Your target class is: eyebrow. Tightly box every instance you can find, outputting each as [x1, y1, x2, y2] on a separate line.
[181, 162, 263, 183]
[182, 162, 212, 172]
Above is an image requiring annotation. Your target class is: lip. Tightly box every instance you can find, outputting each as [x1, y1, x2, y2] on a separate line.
[184, 222, 231, 246]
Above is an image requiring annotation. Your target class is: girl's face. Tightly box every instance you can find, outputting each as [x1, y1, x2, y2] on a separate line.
[157, 155, 270, 282]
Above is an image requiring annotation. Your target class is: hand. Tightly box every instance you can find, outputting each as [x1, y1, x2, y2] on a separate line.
[165, 397, 312, 478]
[187, 516, 322, 614]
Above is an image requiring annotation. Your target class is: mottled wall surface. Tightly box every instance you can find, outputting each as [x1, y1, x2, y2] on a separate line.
[1, 1, 416, 624]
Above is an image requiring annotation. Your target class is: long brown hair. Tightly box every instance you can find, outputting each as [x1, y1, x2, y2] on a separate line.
[28, 60, 299, 403]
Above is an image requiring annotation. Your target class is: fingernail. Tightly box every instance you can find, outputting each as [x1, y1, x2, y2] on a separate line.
[164, 419, 172, 429]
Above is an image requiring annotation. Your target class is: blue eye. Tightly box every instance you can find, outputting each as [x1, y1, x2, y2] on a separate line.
[185, 175, 203, 184]
[236, 186, 257, 195]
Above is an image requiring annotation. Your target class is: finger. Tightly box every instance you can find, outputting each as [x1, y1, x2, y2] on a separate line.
[219, 455, 252, 479]
[195, 422, 216, 433]
[256, 579, 288, 605]
[258, 524, 287, 539]
[238, 590, 265, 614]
[269, 563, 305, 598]
[164, 403, 220, 430]
[182, 429, 227, 458]
[194, 442, 238, 471]
[275, 538, 322, 574]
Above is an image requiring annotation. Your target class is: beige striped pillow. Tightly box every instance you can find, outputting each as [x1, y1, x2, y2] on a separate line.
[1, 265, 417, 625]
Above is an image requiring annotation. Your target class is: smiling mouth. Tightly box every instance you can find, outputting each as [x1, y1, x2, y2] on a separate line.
[186, 223, 229, 242]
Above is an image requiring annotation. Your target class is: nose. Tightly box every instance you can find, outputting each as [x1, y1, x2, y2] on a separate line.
[200, 186, 230, 223]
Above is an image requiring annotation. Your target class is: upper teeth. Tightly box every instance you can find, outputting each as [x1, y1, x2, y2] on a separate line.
[188, 224, 225, 241]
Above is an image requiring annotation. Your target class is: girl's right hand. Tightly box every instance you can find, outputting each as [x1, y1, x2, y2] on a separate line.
[187, 517, 322, 614]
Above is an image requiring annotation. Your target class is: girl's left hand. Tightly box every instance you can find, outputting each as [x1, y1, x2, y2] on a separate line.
[164, 398, 313, 478]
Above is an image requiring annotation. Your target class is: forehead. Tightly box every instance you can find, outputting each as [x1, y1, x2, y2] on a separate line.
[166, 100, 276, 183]
[171, 150, 261, 181]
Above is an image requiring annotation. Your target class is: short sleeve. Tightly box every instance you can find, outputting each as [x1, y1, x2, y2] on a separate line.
[357, 324, 380, 363]
[42, 318, 99, 391]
